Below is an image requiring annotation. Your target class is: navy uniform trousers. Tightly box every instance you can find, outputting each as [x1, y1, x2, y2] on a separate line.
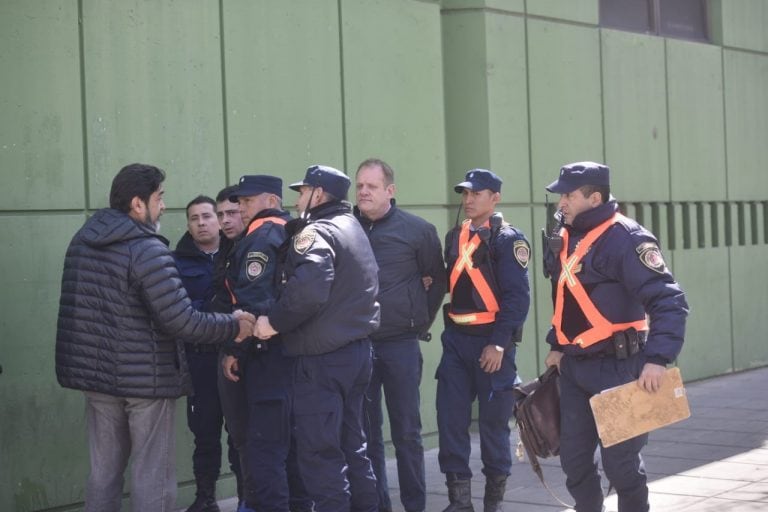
[218, 350, 249, 505]
[293, 338, 379, 512]
[436, 328, 518, 479]
[559, 351, 649, 512]
[218, 346, 311, 512]
[243, 342, 311, 512]
[364, 337, 426, 512]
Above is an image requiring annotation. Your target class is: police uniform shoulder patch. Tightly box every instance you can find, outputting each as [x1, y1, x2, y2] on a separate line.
[245, 251, 269, 281]
[636, 242, 666, 274]
[513, 239, 530, 268]
[293, 228, 316, 255]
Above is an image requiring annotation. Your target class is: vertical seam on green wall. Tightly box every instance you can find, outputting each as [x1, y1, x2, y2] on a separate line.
[218, 0, 230, 183]
[523, 2, 533, 201]
[77, 0, 90, 211]
[597, 27, 606, 164]
[663, 39, 672, 203]
[720, 45, 735, 371]
[481, 11, 490, 168]
[337, 0, 348, 173]
[522, 0, 539, 371]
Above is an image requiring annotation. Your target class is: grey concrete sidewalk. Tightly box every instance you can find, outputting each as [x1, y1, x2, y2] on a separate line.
[212, 366, 768, 511]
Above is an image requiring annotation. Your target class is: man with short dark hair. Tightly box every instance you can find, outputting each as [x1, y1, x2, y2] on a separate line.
[210, 185, 249, 508]
[254, 165, 380, 512]
[55, 163, 254, 512]
[437, 169, 531, 512]
[173, 194, 240, 512]
[354, 158, 446, 512]
[542, 161, 688, 512]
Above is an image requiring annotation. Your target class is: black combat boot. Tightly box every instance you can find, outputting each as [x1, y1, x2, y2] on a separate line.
[185, 475, 221, 512]
[443, 473, 474, 512]
[483, 474, 507, 512]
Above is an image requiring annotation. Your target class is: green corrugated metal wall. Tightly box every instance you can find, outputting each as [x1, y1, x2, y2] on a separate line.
[1, 1, 766, 510]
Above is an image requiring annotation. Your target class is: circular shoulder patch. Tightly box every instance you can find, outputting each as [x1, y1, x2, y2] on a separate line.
[293, 228, 316, 255]
[245, 251, 268, 281]
[636, 242, 666, 274]
[513, 239, 530, 268]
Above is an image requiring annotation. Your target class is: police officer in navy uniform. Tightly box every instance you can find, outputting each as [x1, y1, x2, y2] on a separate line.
[221, 175, 311, 512]
[437, 169, 531, 512]
[173, 195, 242, 512]
[253, 165, 380, 512]
[542, 162, 688, 512]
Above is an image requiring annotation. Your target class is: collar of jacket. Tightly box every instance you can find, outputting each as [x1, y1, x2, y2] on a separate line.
[353, 198, 397, 227]
[569, 199, 619, 233]
[247, 208, 291, 229]
[308, 200, 352, 220]
[173, 230, 223, 258]
[82, 208, 169, 248]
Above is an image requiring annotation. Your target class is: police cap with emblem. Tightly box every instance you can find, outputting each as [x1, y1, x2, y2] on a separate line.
[229, 175, 283, 201]
[454, 169, 503, 193]
[546, 161, 610, 194]
[289, 164, 350, 200]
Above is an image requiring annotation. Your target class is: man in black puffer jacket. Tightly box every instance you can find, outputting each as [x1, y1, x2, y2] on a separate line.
[55, 163, 254, 512]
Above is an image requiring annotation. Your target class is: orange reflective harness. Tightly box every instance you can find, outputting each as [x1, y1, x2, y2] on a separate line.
[552, 213, 648, 348]
[224, 216, 287, 305]
[448, 220, 499, 325]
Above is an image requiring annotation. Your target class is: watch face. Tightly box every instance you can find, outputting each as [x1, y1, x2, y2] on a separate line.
[494, 345, 504, 352]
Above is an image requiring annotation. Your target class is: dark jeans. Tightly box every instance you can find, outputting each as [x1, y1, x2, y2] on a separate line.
[559, 352, 649, 512]
[436, 328, 517, 479]
[186, 350, 241, 483]
[364, 338, 426, 512]
[293, 339, 378, 512]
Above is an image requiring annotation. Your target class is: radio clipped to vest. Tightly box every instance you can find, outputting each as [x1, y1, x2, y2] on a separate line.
[541, 199, 563, 278]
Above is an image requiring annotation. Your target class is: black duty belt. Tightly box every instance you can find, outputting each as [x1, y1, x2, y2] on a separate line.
[571, 329, 646, 361]
[184, 343, 220, 354]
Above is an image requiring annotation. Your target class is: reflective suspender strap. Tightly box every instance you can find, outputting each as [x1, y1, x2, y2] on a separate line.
[552, 213, 648, 347]
[448, 220, 499, 325]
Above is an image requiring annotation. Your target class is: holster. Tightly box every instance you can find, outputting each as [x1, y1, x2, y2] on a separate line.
[612, 327, 643, 360]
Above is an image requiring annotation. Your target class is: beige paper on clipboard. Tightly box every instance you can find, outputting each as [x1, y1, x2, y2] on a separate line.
[589, 367, 690, 448]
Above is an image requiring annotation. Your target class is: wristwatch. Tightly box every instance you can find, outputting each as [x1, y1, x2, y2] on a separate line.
[494, 345, 504, 353]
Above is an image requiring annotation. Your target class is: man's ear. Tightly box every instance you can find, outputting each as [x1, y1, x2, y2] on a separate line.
[128, 196, 145, 221]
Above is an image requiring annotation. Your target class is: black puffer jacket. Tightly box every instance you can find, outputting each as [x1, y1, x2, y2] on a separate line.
[56, 209, 238, 398]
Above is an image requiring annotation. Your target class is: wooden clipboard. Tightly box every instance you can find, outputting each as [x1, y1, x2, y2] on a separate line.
[589, 367, 690, 448]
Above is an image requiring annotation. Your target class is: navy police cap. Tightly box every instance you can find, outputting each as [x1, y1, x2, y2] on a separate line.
[230, 175, 283, 201]
[454, 168, 502, 193]
[546, 161, 610, 194]
[289, 164, 350, 200]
